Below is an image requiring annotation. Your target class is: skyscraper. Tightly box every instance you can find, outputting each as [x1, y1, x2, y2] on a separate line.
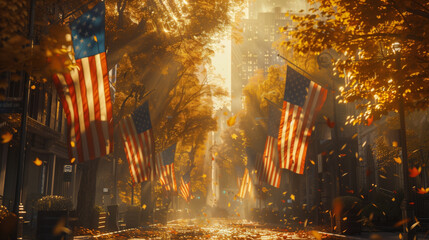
[231, 0, 308, 113]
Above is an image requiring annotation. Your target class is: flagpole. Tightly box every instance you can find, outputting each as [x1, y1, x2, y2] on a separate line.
[263, 97, 282, 111]
[277, 54, 333, 92]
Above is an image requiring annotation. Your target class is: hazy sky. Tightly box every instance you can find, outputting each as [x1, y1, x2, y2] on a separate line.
[210, 35, 232, 111]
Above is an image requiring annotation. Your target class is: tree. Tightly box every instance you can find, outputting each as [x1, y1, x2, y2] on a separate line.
[284, 0, 429, 122]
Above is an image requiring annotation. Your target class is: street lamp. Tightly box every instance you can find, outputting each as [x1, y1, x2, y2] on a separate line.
[392, 42, 415, 240]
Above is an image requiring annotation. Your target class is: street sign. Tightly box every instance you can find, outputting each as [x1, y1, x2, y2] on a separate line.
[0, 100, 23, 113]
[64, 165, 73, 173]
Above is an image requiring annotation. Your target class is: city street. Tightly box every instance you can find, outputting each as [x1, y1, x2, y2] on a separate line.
[76, 218, 321, 240]
[1, 0, 428, 239]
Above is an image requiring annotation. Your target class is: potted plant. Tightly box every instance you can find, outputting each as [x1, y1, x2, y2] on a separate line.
[0, 205, 17, 240]
[36, 195, 72, 240]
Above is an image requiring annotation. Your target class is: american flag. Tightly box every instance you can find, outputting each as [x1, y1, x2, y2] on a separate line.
[179, 172, 191, 202]
[278, 66, 327, 174]
[154, 144, 177, 192]
[238, 168, 252, 199]
[260, 104, 282, 188]
[52, 2, 113, 163]
[119, 102, 155, 183]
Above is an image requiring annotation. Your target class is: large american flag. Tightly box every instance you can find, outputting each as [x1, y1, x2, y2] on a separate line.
[119, 102, 155, 183]
[155, 144, 177, 192]
[278, 66, 327, 174]
[52, 2, 113, 163]
[238, 168, 252, 199]
[261, 104, 282, 188]
[179, 172, 191, 202]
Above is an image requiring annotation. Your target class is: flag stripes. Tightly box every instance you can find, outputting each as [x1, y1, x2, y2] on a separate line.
[261, 136, 282, 188]
[119, 115, 154, 183]
[53, 52, 113, 163]
[180, 176, 191, 202]
[154, 153, 177, 192]
[278, 67, 327, 174]
[238, 168, 252, 199]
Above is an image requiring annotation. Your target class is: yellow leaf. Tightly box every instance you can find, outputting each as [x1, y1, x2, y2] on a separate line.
[310, 230, 322, 240]
[31, 85, 36, 90]
[282, 191, 287, 195]
[268, 202, 273, 205]
[352, 133, 358, 139]
[33, 157, 43, 166]
[202, 174, 207, 178]
[231, 133, 238, 139]
[228, 202, 231, 207]
[227, 116, 236, 127]
[70, 158, 76, 164]
[290, 194, 295, 201]
[70, 141, 75, 148]
[223, 111, 228, 116]
[341, 144, 347, 150]
[394, 157, 402, 164]
[142, 204, 147, 209]
[1, 132, 13, 143]
[93, 35, 98, 42]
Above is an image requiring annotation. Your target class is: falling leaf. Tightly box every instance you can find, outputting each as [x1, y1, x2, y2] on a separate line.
[202, 174, 207, 178]
[1, 132, 13, 143]
[309, 230, 322, 240]
[262, 187, 268, 193]
[70, 158, 76, 164]
[268, 202, 273, 206]
[394, 157, 402, 164]
[93, 35, 98, 42]
[392, 141, 398, 147]
[410, 220, 420, 230]
[227, 116, 236, 126]
[223, 111, 228, 116]
[142, 204, 147, 210]
[70, 141, 75, 148]
[282, 191, 287, 195]
[341, 144, 347, 150]
[392, 197, 396, 202]
[416, 187, 429, 194]
[359, 157, 364, 162]
[310, 160, 315, 165]
[290, 194, 295, 201]
[326, 117, 335, 128]
[362, 141, 367, 147]
[352, 133, 358, 139]
[33, 157, 43, 166]
[231, 133, 238, 139]
[228, 202, 231, 207]
[367, 116, 374, 126]
[394, 218, 410, 227]
[31, 85, 36, 90]
[379, 175, 387, 179]
[399, 233, 402, 239]
[408, 167, 421, 178]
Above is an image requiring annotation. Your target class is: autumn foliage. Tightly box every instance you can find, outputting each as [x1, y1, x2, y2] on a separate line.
[284, 0, 429, 122]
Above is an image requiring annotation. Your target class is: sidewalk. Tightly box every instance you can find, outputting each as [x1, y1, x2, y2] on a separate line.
[320, 231, 428, 240]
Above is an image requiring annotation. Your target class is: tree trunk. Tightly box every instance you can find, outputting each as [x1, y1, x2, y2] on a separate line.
[76, 159, 99, 228]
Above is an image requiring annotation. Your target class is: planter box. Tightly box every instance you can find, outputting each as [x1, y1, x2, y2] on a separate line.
[36, 211, 68, 240]
[125, 208, 141, 228]
[153, 208, 168, 225]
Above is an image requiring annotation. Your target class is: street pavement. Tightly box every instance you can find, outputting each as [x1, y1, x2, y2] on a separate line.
[75, 218, 321, 239]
